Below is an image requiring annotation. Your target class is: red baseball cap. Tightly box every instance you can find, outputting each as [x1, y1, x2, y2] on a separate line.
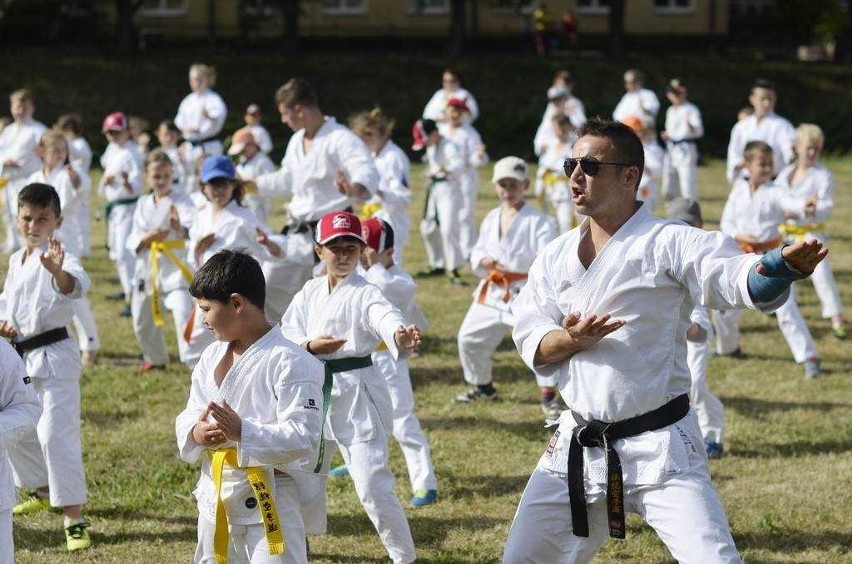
[446, 97, 469, 113]
[361, 217, 395, 252]
[102, 112, 128, 132]
[316, 211, 366, 245]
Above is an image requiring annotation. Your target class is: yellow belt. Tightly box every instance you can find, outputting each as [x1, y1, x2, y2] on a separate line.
[149, 240, 194, 327]
[357, 200, 383, 220]
[542, 170, 562, 188]
[376, 341, 389, 352]
[209, 448, 284, 563]
[779, 223, 825, 242]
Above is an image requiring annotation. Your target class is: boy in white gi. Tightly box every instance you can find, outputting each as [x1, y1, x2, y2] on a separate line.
[666, 198, 726, 459]
[255, 78, 379, 314]
[717, 141, 822, 378]
[454, 157, 558, 415]
[328, 218, 439, 507]
[622, 116, 664, 213]
[229, 128, 276, 223]
[661, 79, 703, 202]
[27, 131, 100, 366]
[1, 183, 94, 551]
[243, 104, 274, 155]
[0, 89, 47, 253]
[534, 70, 586, 157]
[176, 250, 325, 563]
[349, 108, 413, 264]
[127, 149, 199, 372]
[776, 123, 846, 339]
[415, 118, 466, 284]
[281, 211, 420, 564]
[55, 113, 93, 258]
[612, 69, 660, 128]
[535, 114, 577, 231]
[726, 79, 795, 184]
[0, 340, 41, 563]
[100, 111, 143, 317]
[156, 120, 191, 197]
[503, 118, 827, 563]
[175, 63, 228, 160]
[422, 68, 480, 124]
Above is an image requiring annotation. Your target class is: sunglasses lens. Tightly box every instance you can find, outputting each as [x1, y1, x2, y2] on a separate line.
[580, 158, 600, 176]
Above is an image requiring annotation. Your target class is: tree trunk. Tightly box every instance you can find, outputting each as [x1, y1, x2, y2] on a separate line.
[280, 0, 300, 50]
[609, 0, 626, 58]
[448, 0, 465, 57]
[207, 0, 217, 44]
[115, 0, 140, 54]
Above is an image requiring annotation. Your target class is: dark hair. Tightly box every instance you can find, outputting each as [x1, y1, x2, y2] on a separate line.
[204, 177, 244, 206]
[56, 113, 84, 136]
[625, 69, 644, 83]
[443, 68, 463, 83]
[189, 249, 265, 309]
[158, 119, 180, 134]
[743, 140, 773, 162]
[275, 78, 319, 109]
[577, 117, 644, 190]
[18, 183, 61, 217]
[752, 78, 776, 93]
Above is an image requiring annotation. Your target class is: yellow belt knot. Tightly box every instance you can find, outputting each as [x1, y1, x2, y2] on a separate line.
[149, 240, 194, 327]
[779, 223, 825, 243]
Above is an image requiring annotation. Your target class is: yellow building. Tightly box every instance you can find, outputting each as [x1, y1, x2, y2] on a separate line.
[133, 1, 728, 40]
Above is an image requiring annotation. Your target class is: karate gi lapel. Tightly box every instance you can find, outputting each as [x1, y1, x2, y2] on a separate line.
[212, 325, 278, 405]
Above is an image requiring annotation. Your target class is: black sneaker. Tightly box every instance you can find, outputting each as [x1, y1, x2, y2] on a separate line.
[415, 267, 446, 278]
[453, 388, 498, 403]
[447, 270, 467, 286]
[105, 291, 126, 301]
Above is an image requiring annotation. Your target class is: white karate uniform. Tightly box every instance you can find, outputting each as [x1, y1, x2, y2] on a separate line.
[363, 263, 437, 493]
[639, 139, 665, 212]
[725, 113, 795, 184]
[175, 325, 325, 564]
[100, 140, 143, 298]
[776, 163, 843, 319]
[534, 96, 586, 157]
[422, 87, 480, 123]
[440, 123, 488, 258]
[0, 244, 90, 508]
[161, 144, 192, 198]
[687, 306, 724, 444]
[248, 124, 274, 155]
[68, 136, 93, 257]
[26, 165, 99, 353]
[420, 136, 465, 272]
[236, 152, 276, 224]
[460, 204, 557, 389]
[370, 141, 412, 264]
[716, 180, 817, 363]
[175, 88, 228, 158]
[536, 138, 577, 233]
[255, 117, 379, 315]
[662, 102, 703, 201]
[126, 192, 200, 367]
[612, 89, 660, 127]
[0, 118, 47, 251]
[504, 204, 776, 563]
[281, 273, 417, 564]
[0, 340, 41, 564]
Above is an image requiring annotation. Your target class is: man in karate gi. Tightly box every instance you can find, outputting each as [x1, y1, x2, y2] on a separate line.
[503, 118, 827, 563]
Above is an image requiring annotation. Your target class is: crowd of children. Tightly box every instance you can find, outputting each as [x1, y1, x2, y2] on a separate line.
[0, 62, 845, 562]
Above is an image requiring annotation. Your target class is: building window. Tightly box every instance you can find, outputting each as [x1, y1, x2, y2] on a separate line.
[653, 0, 695, 14]
[323, 0, 368, 15]
[576, 0, 610, 15]
[139, 0, 188, 17]
[408, 0, 450, 15]
[490, 0, 535, 15]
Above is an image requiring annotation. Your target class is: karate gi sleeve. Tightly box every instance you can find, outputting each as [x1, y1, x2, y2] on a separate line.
[52, 252, 90, 299]
[336, 131, 379, 196]
[465, 91, 480, 122]
[0, 341, 41, 454]
[469, 214, 493, 277]
[726, 123, 744, 184]
[688, 106, 704, 139]
[196, 92, 227, 139]
[719, 188, 739, 238]
[238, 356, 325, 467]
[511, 250, 565, 376]
[812, 168, 835, 222]
[364, 287, 407, 359]
[175, 356, 211, 464]
[422, 90, 445, 121]
[365, 265, 416, 312]
[533, 118, 551, 157]
[255, 166, 293, 200]
[378, 152, 412, 206]
[125, 200, 147, 254]
[568, 97, 587, 128]
[280, 290, 310, 346]
[689, 306, 712, 333]
[124, 153, 143, 197]
[467, 129, 489, 168]
[174, 97, 190, 132]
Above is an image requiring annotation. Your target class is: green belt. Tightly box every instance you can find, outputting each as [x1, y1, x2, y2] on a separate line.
[313, 355, 374, 473]
[104, 196, 139, 221]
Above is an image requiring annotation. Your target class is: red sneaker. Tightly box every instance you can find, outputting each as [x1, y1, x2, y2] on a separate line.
[137, 361, 166, 374]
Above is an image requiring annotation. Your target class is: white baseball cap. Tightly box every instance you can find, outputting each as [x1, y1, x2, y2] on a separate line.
[492, 157, 528, 183]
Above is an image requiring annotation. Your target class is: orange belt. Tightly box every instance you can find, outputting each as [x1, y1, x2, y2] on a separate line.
[477, 269, 528, 304]
[736, 236, 782, 255]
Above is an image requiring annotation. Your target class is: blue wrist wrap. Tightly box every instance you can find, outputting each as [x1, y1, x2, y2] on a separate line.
[746, 246, 804, 303]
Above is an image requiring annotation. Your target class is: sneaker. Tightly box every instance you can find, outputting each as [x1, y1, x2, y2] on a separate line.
[541, 397, 563, 420]
[137, 361, 166, 374]
[833, 325, 847, 340]
[453, 387, 498, 403]
[12, 492, 50, 516]
[705, 441, 724, 459]
[65, 521, 91, 551]
[447, 270, 467, 286]
[804, 359, 821, 379]
[328, 464, 350, 478]
[718, 347, 745, 359]
[415, 267, 445, 278]
[410, 488, 437, 507]
[120, 304, 132, 317]
[105, 291, 126, 301]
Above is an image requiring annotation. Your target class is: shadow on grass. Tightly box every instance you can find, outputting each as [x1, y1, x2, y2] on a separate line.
[419, 415, 549, 442]
[732, 438, 852, 458]
[722, 395, 852, 419]
[441, 473, 531, 500]
[734, 529, 852, 553]
[83, 406, 144, 428]
[411, 364, 537, 387]
[13, 518, 197, 550]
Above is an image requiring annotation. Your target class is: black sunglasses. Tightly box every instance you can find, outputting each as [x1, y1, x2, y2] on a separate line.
[564, 157, 633, 177]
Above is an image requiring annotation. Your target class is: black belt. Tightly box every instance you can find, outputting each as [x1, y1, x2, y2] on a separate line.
[13, 327, 70, 357]
[280, 220, 319, 237]
[670, 138, 697, 145]
[188, 135, 220, 147]
[567, 393, 690, 539]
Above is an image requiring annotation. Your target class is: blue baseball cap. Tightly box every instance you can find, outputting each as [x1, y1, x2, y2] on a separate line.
[200, 155, 236, 183]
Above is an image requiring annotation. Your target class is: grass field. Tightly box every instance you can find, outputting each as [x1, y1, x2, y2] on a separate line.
[6, 157, 852, 563]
